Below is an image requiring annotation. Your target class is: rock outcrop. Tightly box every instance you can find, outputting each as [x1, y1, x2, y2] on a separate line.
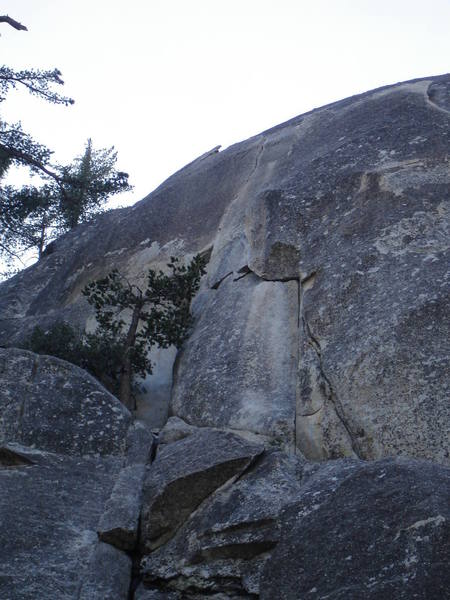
[0, 348, 153, 599]
[0, 348, 131, 455]
[0, 74, 449, 598]
[1, 74, 448, 462]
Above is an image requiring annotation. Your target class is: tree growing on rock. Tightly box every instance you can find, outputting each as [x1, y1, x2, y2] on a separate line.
[1, 139, 132, 265]
[0, 17, 131, 275]
[82, 254, 207, 410]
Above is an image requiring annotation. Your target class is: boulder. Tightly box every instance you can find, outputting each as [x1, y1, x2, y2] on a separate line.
[0, 347, 140, 598]
[260, 458, 450, 599]
[140, 428, 264, 552]
[0, 348, 131, 456]
[141, 450, 305, 597]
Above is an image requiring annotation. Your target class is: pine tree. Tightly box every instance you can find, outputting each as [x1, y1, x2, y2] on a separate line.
[82, 254, 207, 409]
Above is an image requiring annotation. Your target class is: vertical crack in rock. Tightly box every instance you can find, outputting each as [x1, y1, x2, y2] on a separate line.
[299, 277, 363, 459]
[294, 277, 301, 451]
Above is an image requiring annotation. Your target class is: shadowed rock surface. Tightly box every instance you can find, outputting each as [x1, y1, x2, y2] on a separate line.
[0, 75, 449, 598]
[0, 348, 135, 599]
[140, 429, 264, 552]
[0, 348, 131, 456]
[141, 449, 305, 597]
[260, 458, 450, 600]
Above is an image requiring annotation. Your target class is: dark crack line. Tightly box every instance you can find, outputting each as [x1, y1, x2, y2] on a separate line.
[233, 270, 251, 282]
[234, 263, 300, 285]
[302, 316, 362, 459]
[299, 404, 324, 417]
[211, 271, 233, 290]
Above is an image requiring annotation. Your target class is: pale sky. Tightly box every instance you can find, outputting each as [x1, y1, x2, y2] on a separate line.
[1, 0, 450, 208]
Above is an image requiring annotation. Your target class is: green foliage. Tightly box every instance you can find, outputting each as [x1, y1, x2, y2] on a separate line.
[0, 60, 74, 276]
[0, 66, 74, 106]
[0, 28, 131, 277]
[24, 322, 83, 364]
[0, 67, 73, 175]
[58, 138, 132, 230]
[21, 255, 208, 407]
[23, 322, 126, 396]
[82, 254, 208, 408]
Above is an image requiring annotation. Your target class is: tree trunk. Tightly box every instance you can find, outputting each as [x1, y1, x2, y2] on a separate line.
[37, 221, 46, 259]
[118, 298, 143, 410]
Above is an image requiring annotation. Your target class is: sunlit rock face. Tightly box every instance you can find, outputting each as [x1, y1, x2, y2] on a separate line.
[0, 74, 449, 463]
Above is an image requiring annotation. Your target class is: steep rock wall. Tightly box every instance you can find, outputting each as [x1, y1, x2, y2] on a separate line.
[0, 74, 449, 463]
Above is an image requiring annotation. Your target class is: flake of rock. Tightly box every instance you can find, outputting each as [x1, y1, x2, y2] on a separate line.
[140, 428, 264, 551]
[125, 420, 155, 465]
[141, 450, 305, 597]
[97, 463, 146, 551]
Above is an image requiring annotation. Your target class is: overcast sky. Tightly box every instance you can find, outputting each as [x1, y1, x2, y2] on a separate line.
[2, 0, 450, 208]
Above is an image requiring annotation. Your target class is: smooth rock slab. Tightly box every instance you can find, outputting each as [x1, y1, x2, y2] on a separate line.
[171, 274, 299, 448]
[140, 428, 264, 551]
[260, 457, 450, 600]
[0, 348, 131, 456]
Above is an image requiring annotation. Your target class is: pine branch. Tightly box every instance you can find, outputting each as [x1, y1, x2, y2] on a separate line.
[0, 15, 28, 31]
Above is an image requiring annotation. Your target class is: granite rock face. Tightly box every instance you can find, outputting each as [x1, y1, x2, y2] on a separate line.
[0, 76, 449, 599]
[0, 348, 139, 599]
[261, 458, 450, 600]
[1, 74, 448, 461]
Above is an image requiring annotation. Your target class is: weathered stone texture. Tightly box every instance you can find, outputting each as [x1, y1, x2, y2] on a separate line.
[261, 458, 450, 600]
[141, 428, 264, 552]
[0, 348, 131, 456]
[0, 444, 123, 599]
[141, 449, 305, 597]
